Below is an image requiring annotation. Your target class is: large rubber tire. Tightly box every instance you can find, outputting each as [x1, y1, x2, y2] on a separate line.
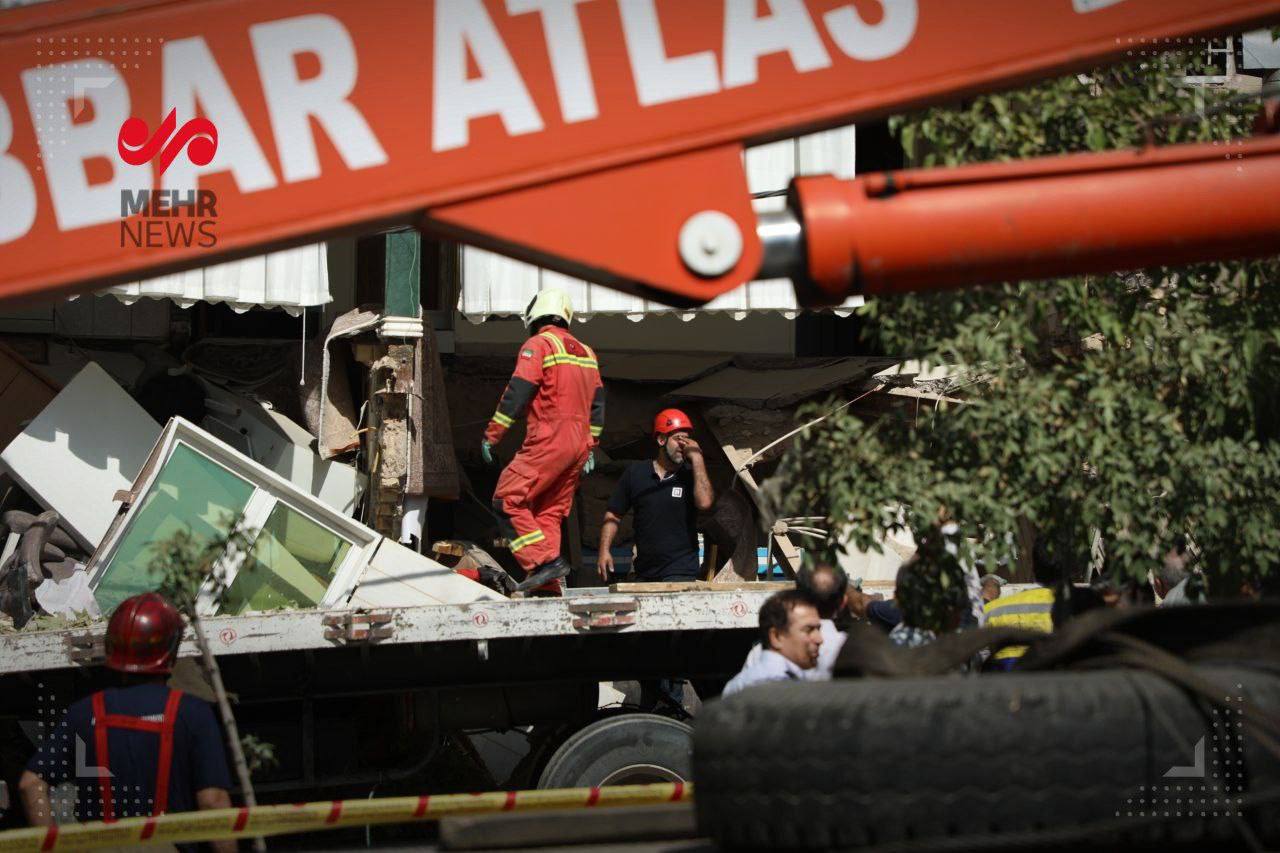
[538, 714, 693, 789]
[694, 666, 1280, 849]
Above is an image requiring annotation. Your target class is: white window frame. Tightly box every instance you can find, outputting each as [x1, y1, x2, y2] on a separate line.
[87, 417, 379, 616]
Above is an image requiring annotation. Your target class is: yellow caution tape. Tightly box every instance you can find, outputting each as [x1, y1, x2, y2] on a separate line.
[0, 782, 692, 851]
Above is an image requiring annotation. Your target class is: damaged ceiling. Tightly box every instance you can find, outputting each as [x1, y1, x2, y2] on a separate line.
[668, 357, 899, 409]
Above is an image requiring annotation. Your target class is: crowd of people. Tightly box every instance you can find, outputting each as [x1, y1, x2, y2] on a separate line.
[722, 531, 1240, 694]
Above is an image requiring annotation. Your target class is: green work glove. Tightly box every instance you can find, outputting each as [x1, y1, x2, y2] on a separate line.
[582, 451, 595, 475]
[481, 440, 494, 465]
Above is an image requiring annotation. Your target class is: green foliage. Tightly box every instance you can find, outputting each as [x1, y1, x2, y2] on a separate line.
[148, 519, 277, 780]
[145, 516, 255, 614]
[894, 533, 970, 632]
[238, 734, 278, 776]
[775, 54, 1280, 593]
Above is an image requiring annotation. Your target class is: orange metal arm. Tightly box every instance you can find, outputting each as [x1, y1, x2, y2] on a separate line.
[786, 130, 1280, 302]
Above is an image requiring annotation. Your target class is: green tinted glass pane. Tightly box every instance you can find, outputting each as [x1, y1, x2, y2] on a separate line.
[95, 443, 255, 615]
[221, 504, 352, 614]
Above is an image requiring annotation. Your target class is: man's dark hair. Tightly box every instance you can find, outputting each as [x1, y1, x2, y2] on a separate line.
[758, 589, 818, 649]
[797, 563, 848, 620]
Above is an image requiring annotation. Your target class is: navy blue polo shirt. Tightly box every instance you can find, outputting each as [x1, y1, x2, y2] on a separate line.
[867, 599, 902, 632]
[607, 461, 700, 581]
[27, 683, 231, 822]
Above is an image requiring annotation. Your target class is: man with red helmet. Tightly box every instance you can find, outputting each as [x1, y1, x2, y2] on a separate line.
[597, 408, 714, 583]
[18, 593, 235, 851]
[483, 288, 606, 594]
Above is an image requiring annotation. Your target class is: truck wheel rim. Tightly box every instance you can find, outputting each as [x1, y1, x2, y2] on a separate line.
[598, 763, 684, 785]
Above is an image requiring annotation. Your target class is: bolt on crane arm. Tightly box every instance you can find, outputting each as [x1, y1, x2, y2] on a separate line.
[1, 0, 1278, 307]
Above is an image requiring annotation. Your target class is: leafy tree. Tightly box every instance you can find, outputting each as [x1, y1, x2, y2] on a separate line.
[149, 520, 275, 850]
[774, 53, 1280, 599]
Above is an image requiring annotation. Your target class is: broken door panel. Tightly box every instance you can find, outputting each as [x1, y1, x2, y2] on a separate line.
[221, 504, 354, 613]
[88, 418, 380, 617]
[93, 443, 255, 614]
[87, 418, 496, 617]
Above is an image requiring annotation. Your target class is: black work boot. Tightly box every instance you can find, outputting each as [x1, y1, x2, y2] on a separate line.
[514, 556, 572, 592]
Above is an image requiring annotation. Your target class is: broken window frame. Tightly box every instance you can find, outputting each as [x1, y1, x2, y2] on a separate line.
[86, 417, 380, 616]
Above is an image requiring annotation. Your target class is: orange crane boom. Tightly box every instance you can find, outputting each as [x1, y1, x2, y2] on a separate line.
[0, 0, 1277, 307]
[788, 128, 1280, 302]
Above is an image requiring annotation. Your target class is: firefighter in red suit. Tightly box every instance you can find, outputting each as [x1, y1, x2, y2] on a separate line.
[482, 289, 605, 594]
[19, 593, 235, 853]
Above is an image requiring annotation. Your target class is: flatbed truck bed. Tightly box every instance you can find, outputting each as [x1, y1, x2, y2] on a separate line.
[0, 588, 777, 809]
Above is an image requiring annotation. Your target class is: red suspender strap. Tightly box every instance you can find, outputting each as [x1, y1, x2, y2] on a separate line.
[90, 692, 114, 823]
[152, 690, 184, 815]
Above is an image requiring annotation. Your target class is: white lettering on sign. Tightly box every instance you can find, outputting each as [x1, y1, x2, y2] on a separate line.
[0, 94, 36, 244]
[249, 14, 387, 182]
[618, 0, 721, 107]
[434, 0, 545, 152]
[6, 4, 934, 240]
[162, 36, 278, 194]
[508, 0, 600, 124]
[1073, 0, 1130, 12]
[722, 0, 832, 89]
[21, 60, 147, 231]
[824, 0, 918, 62]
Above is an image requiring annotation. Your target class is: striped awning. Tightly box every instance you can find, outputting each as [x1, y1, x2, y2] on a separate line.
[96, 243, 331, 316]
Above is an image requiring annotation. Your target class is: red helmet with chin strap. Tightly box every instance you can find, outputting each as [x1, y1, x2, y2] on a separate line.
[105, 593, 184, 675]
[653, 408, 693, 436]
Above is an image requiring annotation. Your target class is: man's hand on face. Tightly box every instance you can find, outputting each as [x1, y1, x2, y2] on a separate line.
[597, 551, 614, 582]
[674, 434, 701, 457]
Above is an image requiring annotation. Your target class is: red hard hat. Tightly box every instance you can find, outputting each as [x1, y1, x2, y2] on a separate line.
[653, 408, 693, 436]
[105, 593, 184, 675]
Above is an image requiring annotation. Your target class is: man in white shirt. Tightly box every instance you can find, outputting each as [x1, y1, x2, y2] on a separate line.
[723, 590, 824, 696]
[739, 564, 849, 681]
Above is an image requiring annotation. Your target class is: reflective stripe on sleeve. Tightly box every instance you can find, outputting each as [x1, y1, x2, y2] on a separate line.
[510, 530, 546, 552]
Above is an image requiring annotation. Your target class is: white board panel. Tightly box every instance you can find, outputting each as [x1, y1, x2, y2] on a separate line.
[0, 363, 160, 550]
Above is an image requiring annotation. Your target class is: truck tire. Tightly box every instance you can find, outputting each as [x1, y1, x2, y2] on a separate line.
[538, 714, 693, 789]
[694, 666, 1280, 850]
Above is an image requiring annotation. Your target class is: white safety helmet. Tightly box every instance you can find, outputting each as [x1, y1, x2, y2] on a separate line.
[523, 288, 574, 330]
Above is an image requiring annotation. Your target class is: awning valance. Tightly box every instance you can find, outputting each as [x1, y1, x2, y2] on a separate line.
[93, 243, 331, 316]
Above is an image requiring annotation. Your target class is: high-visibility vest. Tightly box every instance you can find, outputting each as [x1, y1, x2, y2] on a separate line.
[983, 587, 1054, 661]
[90, 689, 184, 821]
